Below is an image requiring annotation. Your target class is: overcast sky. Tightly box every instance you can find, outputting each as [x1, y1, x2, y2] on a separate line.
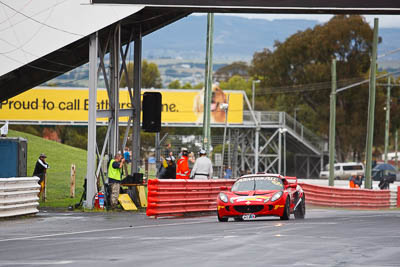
[217, 14, 400, 28]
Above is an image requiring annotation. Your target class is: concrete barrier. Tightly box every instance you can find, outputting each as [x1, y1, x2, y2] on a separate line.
[0, 177, 40, 218]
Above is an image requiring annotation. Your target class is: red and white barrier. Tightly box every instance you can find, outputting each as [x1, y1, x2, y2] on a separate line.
[398, 186, 400, 208]
[299, 183, 391, 209]
[146, 179, 394, 217]
[146, 179, 235, 217]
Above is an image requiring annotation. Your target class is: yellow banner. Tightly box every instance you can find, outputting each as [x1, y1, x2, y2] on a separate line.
[0, 87, 243, 124]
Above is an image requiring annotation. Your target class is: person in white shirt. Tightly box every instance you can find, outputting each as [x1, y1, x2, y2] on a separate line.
[190, 149, 213, 180]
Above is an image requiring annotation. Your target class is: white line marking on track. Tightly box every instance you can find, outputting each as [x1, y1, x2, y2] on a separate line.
[0, 260, 73, 265]
[0, 220, 208, 243]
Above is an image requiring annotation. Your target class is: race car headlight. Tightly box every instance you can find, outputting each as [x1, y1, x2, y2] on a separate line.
[271, 191, 283, 202]
[219, 192, 229, 203]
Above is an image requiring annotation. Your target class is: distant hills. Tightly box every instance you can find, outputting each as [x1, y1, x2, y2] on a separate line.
[143, 15, 400, 62]
[143, 15, 317, 61]
[47, 15, 400, 87]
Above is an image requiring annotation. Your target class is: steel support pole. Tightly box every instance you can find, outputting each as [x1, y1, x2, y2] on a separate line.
[109, 25, 120, 157]
[365, 18, 379, 189]
[278, 129, 282, 174]
[85, 32, 98, 209]
[329, 59, 337, 187]
[132, 29, 142, 174]
[384, 77, 391, 164]
[220, 99, 229, 178]
[396, 129, 398, 169]
[232, 129, 238, 177]
[255, 127, 260, 173]
[252, 80, 260, 110]
[155, 132, 160, 177]
[241, 136, 245, 172]
[202, 13, 214, 153]
[228, 129, 231, 167]
[284, 130, 286, 176]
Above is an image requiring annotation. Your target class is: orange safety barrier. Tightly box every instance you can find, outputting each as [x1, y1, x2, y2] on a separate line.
[299, 183, 391, 210]
[146, 179, 235, 217]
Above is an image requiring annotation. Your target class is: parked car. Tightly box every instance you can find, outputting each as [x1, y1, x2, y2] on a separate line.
[319, 162, 364, 180]
[372, 163, 396, 183]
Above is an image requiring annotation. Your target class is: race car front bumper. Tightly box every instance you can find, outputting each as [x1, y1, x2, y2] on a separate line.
[217, 199, 286, 218]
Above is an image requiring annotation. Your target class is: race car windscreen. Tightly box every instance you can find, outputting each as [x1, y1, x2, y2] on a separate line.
[231, 177, 284, 192]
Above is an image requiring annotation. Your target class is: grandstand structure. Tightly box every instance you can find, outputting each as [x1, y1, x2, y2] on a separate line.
[0, 0, 398, 208]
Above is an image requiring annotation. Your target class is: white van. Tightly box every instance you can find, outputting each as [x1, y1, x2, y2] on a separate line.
[319, 162, 364, 180]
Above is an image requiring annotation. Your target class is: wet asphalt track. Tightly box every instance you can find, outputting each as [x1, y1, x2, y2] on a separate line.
[0, 208, 400, 267]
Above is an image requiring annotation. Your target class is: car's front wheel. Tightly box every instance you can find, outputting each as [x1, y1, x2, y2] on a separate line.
[294, 194, 305, 219]
[217, 212, 228, 222]
[280, 197, 290, 220]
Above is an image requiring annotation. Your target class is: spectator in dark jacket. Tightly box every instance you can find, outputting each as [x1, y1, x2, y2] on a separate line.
[33, 153, 49, 196]
[159, 156, 176, 179]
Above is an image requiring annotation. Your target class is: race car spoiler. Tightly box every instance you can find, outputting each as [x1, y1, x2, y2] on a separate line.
[284, 176, 298, 187]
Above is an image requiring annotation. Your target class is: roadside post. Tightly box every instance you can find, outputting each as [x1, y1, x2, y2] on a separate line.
[70, 164, 76, 198]
[329, 59, 336, 187]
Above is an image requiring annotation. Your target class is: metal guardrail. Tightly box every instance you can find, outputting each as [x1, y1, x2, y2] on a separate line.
[0, 177, 40, 218]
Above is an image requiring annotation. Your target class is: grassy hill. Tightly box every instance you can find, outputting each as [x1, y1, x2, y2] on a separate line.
[8, 130, 87, 207]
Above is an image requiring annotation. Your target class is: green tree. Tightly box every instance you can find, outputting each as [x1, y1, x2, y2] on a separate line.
[120, 60, 162, 88]
[168, 80, 181, 89]
[192, 82, 204, 89]
[215, 61, 249, 82]
[219, 75, 253, 103]
[182, 82, 193, 89]
[249, 15, 384, 161]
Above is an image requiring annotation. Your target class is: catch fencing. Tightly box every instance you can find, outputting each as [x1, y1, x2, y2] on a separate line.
[0, 177, 40, 218]
[146, 179, 235, 217]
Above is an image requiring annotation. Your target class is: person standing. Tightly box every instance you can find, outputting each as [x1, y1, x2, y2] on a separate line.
[159, 156, 176, 179]
[224, 166, 232, 179]
[123, 147, 131, 163]
[176, 147, 190, 179]
[190, 149, 213, 180]
[108, 153, 125, 209]
[33, 153, 49, 197]
[349, 173, 358, 188]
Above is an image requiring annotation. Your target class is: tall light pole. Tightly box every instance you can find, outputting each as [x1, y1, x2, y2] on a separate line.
[252, 80, 260, 110]
[294, 107, 300, 132]
[384, 77, 391, 164]
[203, 13, 214, 154]
[329, 59, 337, 187]
[365, 18, 379, 189]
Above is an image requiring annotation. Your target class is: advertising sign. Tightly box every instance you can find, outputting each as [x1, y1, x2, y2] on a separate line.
[0, 87, 243, 124]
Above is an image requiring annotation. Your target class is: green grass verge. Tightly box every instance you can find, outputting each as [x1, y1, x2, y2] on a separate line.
[8, 130, 86, 208]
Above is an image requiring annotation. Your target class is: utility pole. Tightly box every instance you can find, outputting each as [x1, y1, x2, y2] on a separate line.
[252, 80, 260, 110]
[384, 77, 391, 164]
[329, 59, 336, 187]
[396, 129, 399, 170]
[203, 13, 214, 153]
[365, 18, 379, 189]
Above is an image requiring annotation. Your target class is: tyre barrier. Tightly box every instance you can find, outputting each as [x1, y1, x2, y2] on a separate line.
[0, 177, 40, 218]
[299, 182, 391, 209]
[146, 179, 235, 217]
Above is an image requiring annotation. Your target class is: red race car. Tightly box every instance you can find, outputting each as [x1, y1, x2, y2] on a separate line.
[217, 174, 305, 222]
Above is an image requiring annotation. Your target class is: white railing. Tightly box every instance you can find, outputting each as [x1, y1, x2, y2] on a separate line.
[0, 177, 40, 218]
[243, 111, 327, 153]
